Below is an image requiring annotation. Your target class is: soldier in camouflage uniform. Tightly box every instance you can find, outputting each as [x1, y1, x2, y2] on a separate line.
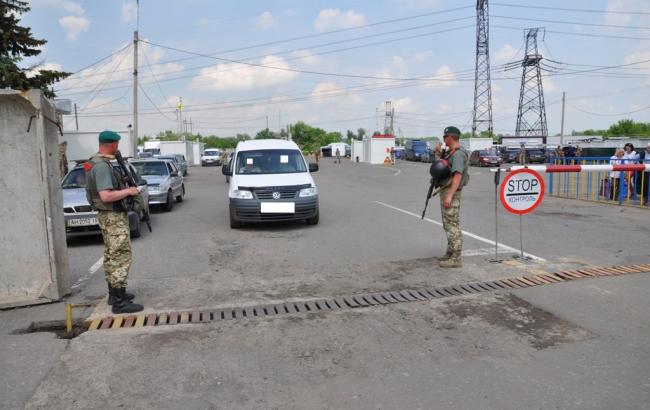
[85, 130, 144, 314]
[434, 126, 470, 268]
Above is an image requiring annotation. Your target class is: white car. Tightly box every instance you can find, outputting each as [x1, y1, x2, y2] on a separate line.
[222, 139, 319, 228]
[201, 148, 222, 166]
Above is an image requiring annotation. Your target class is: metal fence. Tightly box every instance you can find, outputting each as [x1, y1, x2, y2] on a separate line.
[548, 157, 649, 208]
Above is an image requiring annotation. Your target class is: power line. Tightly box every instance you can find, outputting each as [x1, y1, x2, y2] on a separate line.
[140, 45, 173, 109]
[492, 3, 650, 15]
[138, 84, 176, 121]
[59, 22, 476, 94]
[567, 102, 650, 117]
[492, 14, 650, 30]
[493, 24, 650, 41]
[61, 4, 476, 81]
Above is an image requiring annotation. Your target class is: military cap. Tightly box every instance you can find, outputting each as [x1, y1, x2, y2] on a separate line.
[98, 130, 121, 143]
[443, 126, 461, 137]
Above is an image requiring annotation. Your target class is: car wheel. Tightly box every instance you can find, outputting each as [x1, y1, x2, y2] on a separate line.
[176, 185, 185, 202]
[163, 190, 174, 212]
[130, 219, 141, 238]
[306, 210, 319, 225]
[202, 161, 206, 166]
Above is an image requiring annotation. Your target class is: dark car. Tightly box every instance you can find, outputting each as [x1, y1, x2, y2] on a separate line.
[502, 149, 520, 163]
[526, 148, 547, 164]
[470, 149, 503, 167]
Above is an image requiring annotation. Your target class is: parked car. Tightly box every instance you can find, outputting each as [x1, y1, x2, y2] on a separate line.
[131, 159, 185, 212]
[222, 139, 319, 228]
[201, 148, 222, 166]
[62, 161, 150, 238]
[502, 148, 520, 163]
[469, 149, 503, 167]
[526, 148, 547, 164]
[157, 154, 188, 176]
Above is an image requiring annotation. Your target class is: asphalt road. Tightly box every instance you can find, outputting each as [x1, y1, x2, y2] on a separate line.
[3, 158, 650, 409]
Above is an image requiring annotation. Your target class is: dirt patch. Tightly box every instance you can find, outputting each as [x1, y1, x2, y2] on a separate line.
[441, 293, 591, 350]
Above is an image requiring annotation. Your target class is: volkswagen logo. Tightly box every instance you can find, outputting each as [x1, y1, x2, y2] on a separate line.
[272, 192, 281, 199]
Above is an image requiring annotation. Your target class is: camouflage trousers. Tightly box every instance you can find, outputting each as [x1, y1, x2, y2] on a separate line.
[97, 211, 131, 288]
[439, 188, 463, 254]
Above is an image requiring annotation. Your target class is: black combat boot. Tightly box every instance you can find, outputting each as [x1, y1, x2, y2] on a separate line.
[111, 287, 144, 314]
[107, 284, 135, 305]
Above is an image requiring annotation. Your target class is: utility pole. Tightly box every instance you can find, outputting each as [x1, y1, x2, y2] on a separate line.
[133, 30, 139, 152]
[515, 27, 548, 144]
[74, 103, 79, 131]
[560, 91, 566, 145]
[472, 0, 493, 139]
[266, 116, 269, 131]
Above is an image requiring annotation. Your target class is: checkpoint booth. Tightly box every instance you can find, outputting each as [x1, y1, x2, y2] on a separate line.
[362, 134, 395, 164]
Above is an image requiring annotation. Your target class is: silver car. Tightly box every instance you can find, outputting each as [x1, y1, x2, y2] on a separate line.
[62, 162, 150, 238]
[157, 154, 188, 176]
[131, 159, 185, 211]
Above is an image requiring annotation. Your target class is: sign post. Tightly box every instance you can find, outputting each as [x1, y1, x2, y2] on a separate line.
[499, 169, 545, 259]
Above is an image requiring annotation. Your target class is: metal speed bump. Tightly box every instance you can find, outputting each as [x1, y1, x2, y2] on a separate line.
[84, 264, 650, 332]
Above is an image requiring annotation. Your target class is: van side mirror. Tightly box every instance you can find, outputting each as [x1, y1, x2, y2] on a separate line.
[309, 163, 319, 172]
[222, 164, 232, 176]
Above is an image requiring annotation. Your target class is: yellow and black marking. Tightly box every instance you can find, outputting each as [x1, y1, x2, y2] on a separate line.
[86, 264, 650, 332]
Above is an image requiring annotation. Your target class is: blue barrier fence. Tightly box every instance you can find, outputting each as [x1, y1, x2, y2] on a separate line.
[547, 157, 649, 208]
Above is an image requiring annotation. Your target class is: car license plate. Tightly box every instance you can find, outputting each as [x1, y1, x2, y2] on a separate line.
[67, 217, 98, 227]
[260, 202, 295, 213]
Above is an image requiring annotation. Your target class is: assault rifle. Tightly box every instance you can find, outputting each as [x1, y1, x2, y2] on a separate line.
[421, 183, 441, 219]
[115, 151, 152, 232]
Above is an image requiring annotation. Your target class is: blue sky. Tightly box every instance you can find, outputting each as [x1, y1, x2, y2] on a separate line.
[19, 0, 650, 138]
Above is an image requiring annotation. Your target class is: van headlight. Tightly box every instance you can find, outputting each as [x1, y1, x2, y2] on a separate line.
[299, 187, 318, 197]
[231, 189, 253, 199]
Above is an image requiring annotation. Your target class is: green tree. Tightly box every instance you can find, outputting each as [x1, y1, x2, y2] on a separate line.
[357, 128, 367, 140]
[255, 128, 278, 139]
[346, 129, 357, 142]
[0, 1, 70, 97]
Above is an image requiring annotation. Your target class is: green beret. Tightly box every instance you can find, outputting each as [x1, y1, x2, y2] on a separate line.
[98, 130, 121, 143]
[443, 126, 461, 136]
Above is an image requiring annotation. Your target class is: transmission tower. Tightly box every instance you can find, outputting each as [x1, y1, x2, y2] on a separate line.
[383, 100, 395, 135]
[472, 0, 493, 139]
[515, 28, 548, 143]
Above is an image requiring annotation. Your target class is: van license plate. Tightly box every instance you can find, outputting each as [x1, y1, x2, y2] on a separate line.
[260, 202, 295, 213]
[67, 217, 98, 227]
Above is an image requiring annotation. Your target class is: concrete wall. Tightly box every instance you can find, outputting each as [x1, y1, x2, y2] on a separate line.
[61, 130, 132, 168]
[351, 141, 364, 162]
[0, 90, 70, 307]
[367, 137, 395, 164]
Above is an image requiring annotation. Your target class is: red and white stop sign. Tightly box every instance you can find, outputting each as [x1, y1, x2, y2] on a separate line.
[500, 169, 545, 215]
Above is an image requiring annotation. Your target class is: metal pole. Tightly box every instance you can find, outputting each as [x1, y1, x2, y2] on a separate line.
[560, 91, 566, 146]
[133, 30, 139, 152]
[491, 168, 501, 262]
[74, 103, 79, 131]
[519, 214, 524, 259]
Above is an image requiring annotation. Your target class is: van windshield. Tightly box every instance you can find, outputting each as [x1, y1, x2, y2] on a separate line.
[236, 149, 307, 175]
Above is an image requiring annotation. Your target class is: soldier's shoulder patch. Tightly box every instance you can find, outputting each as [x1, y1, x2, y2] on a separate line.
[83, 162, 93, 171]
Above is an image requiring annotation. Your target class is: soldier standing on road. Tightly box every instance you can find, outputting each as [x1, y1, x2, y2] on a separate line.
[335, 147, 341, 164]
[434, 126, 470, 268]
[85, 130, 144, 314]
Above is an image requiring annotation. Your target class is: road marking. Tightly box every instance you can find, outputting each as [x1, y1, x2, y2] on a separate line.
[71, 257, 104, 289]
[461, 248, 496, 257]
[393, 168, 402, 176]
[373, 201, 546, 262]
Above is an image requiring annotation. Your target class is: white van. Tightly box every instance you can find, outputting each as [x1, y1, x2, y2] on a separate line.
[222, 139, 319, 228]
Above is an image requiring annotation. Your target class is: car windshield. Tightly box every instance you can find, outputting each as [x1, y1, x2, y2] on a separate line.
[528, 150, 545, 155]
[132, 161, 169, 176]
[61, 168, 87, 188]
[205, 151, 219, 157]
[479, 150, 498, 157]
[236, 149, 307, 175]
[157, 156, 177, 162]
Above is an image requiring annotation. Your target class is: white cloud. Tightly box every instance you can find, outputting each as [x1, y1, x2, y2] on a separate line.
[391, 0, 440, 9]
[311, 82, 362, 105]
[425, 65, 458, 88]
[605, 0, 650, 26]
[122, 2, 137, 23]
[291, 50, 320, 66]
[414, 51, 431, 63]
[392, 97, 419, 113]
[495, 44, 518, 64]
[314, 9, 365, 32]
[25, 62, 63, 78]
[58, 15, 90, 41]
[256, 11, 278, 30]
[191, 55, 298, 91]
[61, 1, 84, 15]
[623, 47, 650, 82]
[33, 0, 84, 14]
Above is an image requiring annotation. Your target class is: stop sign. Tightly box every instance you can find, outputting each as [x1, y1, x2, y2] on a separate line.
[500, 169, 545, 215]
